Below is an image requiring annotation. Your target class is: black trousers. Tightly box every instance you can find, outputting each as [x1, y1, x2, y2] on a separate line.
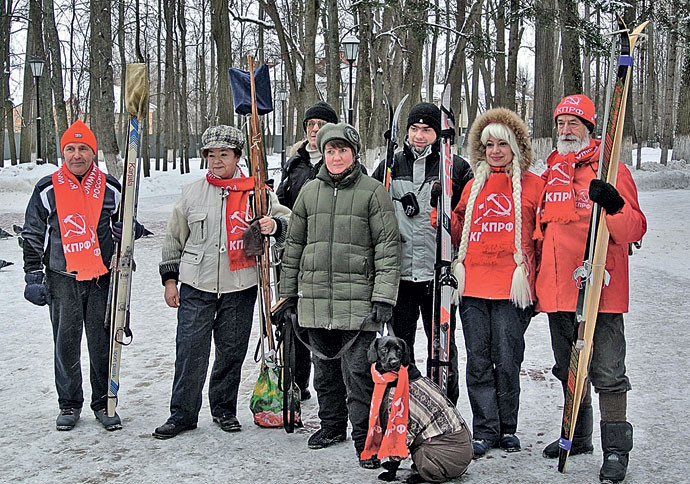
[460, 297, 531, 441]
[392, 279, 459, 405]
[46, 270, 111, 412]
[548, 311, 631, 393]
[168, 284, 257, 426]
[307, 328, 377, 453]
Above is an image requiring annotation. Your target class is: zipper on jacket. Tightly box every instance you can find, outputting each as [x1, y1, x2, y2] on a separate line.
[328, 186, 337, 329]
[217, 188, 228, 296]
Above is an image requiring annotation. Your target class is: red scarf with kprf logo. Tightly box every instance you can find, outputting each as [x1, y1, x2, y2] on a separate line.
[535, 139, 600, 239]
[205, 170, 257, 271]
[465, 169, 516, 265]
[53, 163, 108, 281]
[360, 364, 409, 461]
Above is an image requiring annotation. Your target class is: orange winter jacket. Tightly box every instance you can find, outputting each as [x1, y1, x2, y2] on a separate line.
[448, 170, 545, 301]
[534, 151, 647, 314]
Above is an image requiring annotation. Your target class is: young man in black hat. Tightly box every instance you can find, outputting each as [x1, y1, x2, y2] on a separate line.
[373, 102, 472, 405]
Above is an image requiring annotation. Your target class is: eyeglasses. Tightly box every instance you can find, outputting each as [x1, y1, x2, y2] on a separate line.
[306, 120, 328, 130]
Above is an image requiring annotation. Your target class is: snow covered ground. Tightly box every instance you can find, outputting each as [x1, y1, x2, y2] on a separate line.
[0, 150, 688, 483]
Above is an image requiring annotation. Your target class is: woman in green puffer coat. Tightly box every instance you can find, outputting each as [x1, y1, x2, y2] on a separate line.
[280, 122, 401, 468]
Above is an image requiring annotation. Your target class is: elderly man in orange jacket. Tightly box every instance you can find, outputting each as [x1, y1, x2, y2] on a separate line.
[535, 94, 646, 484]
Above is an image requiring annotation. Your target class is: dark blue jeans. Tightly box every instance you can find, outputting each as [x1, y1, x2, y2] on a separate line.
[168, 284, 257, 426]
[308, 328, 377, 453]
[392, 279, 460, 405]
[46, 270, 110, 411]
[548, 311, 631, 393]
[460, 297, 531, 441]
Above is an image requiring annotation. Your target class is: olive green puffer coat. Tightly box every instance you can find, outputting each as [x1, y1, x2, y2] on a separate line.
[280, 162, 401, 331]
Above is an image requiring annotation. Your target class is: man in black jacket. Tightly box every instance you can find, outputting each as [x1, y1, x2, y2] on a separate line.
[21, 121, 140, 432]
[372, 102, 472, 405]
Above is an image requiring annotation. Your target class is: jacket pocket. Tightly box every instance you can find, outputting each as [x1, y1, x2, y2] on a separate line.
[188, 212, 208, 244]
[179, 246, 204, 286]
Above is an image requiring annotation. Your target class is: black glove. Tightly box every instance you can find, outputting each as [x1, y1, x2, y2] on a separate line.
[589, 179, 625, 214]
[112, 220, 145, 243]
[363, 302, 394, 327]
[24, 271, 50, 306]
[430, 180, 442, 208]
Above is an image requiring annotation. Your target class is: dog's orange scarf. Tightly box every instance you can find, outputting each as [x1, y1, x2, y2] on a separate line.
[536, 139, 600, 237]
[206, 171, 257, 271]
[52, 162, 108, 281]
[360, 364, 409, 460]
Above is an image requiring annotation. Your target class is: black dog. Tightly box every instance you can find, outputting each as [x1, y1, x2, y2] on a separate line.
[367, 336, 472, 483]
[367, 336, 424, 483]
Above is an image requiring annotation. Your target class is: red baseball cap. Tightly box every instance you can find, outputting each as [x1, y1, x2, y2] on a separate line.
[553, 94, 596, 132]
[61, 120, 98, 155]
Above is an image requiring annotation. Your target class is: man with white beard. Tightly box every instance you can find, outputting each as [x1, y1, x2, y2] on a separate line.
[535, 94, 647, 484]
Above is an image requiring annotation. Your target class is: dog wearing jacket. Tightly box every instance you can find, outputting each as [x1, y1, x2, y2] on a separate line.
[365, 336, 472, 483]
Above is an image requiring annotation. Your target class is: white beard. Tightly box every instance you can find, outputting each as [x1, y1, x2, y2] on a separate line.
[557, 132, 591, 155]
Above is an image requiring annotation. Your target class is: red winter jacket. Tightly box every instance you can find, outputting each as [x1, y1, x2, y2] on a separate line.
[534, 149, 647, 314]
[448, 170, 544, 300]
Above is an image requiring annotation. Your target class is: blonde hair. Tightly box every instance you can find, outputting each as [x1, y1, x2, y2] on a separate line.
[452, 124, 532, 308]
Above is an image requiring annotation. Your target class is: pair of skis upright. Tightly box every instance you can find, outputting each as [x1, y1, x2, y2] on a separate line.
[429, 87, 456, 393]
[557, 16, 648, 474]
[106, 64, 149, 417]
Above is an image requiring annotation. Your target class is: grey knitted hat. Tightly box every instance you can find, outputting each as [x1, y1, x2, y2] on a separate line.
[200, 125, 244, 156]
[316, 122, 361, 155]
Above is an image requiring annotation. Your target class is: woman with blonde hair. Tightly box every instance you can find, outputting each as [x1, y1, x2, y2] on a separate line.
[444, 108, 544, 458]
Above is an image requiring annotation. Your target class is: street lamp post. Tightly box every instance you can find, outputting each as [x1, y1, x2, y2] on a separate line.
[28, 57, 45, 165]
[342, 34, 359, 125]
[278, 87, 287, 170]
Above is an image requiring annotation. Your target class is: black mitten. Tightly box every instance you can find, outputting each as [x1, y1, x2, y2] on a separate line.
[589, 179, 625, 214]
[363, 302, 394, 326]
[430, 180, 441, 208]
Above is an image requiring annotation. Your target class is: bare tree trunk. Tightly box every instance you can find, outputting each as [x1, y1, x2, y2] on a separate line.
[356, 4, 375, 166]
[303, 0, 319, 105]
[494, 1, 506, 108]
[401, 0, 427, 109]
[43, 0, 67, 146]
[0, 0, 8, 166]
[505, 0, 522, 112]
[90, 0, 121, 177]
[532, 0, 557, 160]
[427, 0, 439, 102]
[155, 0, 163, 170]
[644, 20, 657, 146]
[163, 0, 175, 170]
[211, 0, 234, 125]
[559, 0, 582, 96]
[660, 30, 677, 166]
[178, 0, 190, 173]
[117, 0, 127, 155]
[673, 44, 690, 161]
[324, 0, 340, 109]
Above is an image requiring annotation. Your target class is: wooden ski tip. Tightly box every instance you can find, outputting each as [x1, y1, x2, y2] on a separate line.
[125, 64, 150, 119]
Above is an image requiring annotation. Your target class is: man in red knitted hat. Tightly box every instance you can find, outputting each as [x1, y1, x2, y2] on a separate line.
[21, 120, 142, 432]
[535, 94, 646, 483]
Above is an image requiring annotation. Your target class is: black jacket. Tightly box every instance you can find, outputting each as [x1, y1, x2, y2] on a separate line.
[276, 141, 321, 210]
[277, 140, 369, 209]
[22, 172, 121, 276]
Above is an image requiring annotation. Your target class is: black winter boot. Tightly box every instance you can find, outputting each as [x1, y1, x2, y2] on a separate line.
[599, 421, 633, 483]
[543, 404, 594, 458]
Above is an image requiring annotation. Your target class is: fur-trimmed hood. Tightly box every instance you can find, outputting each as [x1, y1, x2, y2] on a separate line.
[468, 108, 533, 174]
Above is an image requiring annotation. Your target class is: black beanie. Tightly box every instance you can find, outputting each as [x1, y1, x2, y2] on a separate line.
[303, 101, 339, 132]
[406, 102, 441, 137]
